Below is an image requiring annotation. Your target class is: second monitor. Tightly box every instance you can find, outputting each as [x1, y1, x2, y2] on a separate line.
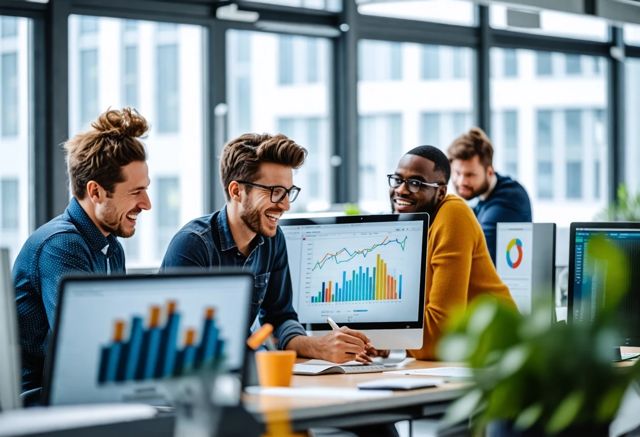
[280, 213, 429, 349]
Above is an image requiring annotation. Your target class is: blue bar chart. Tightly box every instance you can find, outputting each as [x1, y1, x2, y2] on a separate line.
[97, 301, 225, 384]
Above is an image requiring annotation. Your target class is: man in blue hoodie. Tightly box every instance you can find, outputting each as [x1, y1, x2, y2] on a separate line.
[448, 127, 532, 264]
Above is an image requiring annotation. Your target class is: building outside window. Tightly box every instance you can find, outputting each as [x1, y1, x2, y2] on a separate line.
[68, 16, 206, 268]
[359, 40, 474, 212]
[227, 30, 332, 212]
[491, 48, 607, 225]
[0, 16, 31, 261]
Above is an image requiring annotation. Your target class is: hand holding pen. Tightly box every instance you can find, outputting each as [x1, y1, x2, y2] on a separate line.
[326, 317, 373, 363]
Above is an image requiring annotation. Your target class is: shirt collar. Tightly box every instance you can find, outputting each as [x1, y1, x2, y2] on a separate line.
[217, 206, 265, 253]
[67, 197, 116, 253]
[479, 172, 498, 201]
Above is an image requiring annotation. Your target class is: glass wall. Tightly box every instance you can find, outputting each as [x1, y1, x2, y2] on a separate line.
[358, 39, 474, 212]
[490, 48, 607, 225]
[0, 16, 32, 262]
[358, 0, 475, 26]
[226, 30, 332, 212]
[490, 5, 608, 41]
[626, 59, 640, 194]
[68, 16, 206, 269]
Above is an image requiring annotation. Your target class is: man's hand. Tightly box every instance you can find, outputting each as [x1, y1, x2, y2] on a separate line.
[287, 327, 374, 363]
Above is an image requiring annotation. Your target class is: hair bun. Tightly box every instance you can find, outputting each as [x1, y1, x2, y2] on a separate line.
[468, 127, 488, 146]
[91, 107, 149, 139]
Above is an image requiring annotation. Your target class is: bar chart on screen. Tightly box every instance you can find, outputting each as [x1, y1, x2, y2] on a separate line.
[97, 301, 225, 384]
[291, 224, 422, 324]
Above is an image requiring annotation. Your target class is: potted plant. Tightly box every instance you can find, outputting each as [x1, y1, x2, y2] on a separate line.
[438, 236, 640, 436]
[596, 184, 640, 221]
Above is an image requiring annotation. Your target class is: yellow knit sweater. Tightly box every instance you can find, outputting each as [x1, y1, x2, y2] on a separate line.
[408, 194, 516, 360]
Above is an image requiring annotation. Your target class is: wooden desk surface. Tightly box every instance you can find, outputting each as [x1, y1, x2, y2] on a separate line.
[244, 360, 470, 429]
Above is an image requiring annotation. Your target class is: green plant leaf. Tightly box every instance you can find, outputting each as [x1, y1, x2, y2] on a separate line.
[443, 389, 483, 426]
[546, 391, 585, 434]
[514, 403, 543, 431]
[596, 385, 626, 421]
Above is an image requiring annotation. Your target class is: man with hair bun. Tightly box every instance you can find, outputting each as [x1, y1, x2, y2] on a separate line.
[448, 127, 532, 264]
[13, 107, 152, 393]
[161, 133, 375, 363]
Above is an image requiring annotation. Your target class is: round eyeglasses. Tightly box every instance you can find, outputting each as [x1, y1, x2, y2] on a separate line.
[387, 174, 445, 193]
[237, 180, 301, 203]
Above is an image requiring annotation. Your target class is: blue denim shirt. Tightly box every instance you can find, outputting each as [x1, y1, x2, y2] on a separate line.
[13, 197, 125, 391]
[160, 206, 306, 349]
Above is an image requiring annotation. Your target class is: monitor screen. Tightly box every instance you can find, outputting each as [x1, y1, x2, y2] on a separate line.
[46, 272, 253, 406]
[568, 223, 640, 346]
[496, 223, 555, 318]
[280, 213, 429, 349]
[0, 248, 21, 411]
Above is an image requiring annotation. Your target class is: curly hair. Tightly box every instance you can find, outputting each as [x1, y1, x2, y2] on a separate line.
[219, 133, 307, 200]
[64, 107, 148, 198]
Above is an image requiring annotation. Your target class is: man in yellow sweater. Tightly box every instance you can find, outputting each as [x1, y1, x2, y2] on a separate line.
[389, 145, 516, 360]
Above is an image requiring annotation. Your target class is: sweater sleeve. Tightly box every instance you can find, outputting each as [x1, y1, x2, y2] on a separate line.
[410, 201, 480, 360]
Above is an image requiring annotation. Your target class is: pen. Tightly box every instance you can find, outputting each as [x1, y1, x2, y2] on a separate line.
[246, 323, 277, 350]
[327, 316, 340, 331]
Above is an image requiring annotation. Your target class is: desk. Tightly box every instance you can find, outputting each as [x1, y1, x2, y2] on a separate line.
[245, 360, 469, 431]
[1, 361, 467, 437]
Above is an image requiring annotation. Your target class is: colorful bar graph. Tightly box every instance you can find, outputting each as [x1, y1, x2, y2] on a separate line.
[310, 255, 403, 303]
[97, 302, 226, 384]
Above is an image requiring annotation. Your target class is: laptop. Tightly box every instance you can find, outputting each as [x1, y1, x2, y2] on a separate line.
[44, 271, 253, 406]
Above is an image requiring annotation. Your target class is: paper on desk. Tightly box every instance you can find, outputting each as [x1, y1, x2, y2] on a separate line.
[302, 359, 362, 366]
[245, 386, 393, 399]
[357, 377, 445, 390]
[386, 366, 473, 378]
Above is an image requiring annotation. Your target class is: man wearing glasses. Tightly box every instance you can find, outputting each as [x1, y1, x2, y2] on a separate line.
[161, 133, 374, 363]
[388, 145, 515, 360]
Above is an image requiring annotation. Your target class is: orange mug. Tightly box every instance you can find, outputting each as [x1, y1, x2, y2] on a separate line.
[255, 350, 296, 387]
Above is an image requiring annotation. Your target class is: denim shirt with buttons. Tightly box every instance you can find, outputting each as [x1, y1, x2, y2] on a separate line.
[160, 206, 306, 350]
[13, 197, 124, 392]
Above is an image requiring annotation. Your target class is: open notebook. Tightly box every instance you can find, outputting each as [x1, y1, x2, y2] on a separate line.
[293, 360, 388, 375]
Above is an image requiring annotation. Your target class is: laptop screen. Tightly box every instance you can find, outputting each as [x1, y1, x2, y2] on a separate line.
[568, 223, 640, 346]
[46, 272, 253, 406]
[279, 213, 429, 349]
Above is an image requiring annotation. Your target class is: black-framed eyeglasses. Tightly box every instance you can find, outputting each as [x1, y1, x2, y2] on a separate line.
[387, 174, 445, 193]
[236, 180, 301, 203]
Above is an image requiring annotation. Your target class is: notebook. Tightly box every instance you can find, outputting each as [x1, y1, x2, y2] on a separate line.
[293, 359, 388, 375]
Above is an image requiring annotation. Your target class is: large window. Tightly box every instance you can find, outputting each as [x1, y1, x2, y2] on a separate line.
[490, 5, 608, 41]
[491, 48, 607, 225]
[358, 0, 476, 26]
[227, 30, 333, 212]
[248, 0, 341, 11]
[0, 16, 31, 262]
[358, 40, 474, 212]
[68, 16, 206, 268]
[626, 59, 640, 194]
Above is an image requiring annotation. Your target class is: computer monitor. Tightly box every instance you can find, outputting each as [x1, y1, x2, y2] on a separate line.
[279, 213, 429, 349]
[496, 223, 555, 319]
[0, 247, 21, 411]
[568, 222, 640, 346]
[44, 272, 253, 406]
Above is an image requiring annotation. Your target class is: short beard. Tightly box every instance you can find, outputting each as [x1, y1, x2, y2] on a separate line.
[240, 197, 262, 235]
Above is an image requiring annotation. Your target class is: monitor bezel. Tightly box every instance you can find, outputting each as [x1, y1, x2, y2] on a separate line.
[279, 212, 429, 332]
[43, 270, 254, 406]
[568, 221, 640, 346]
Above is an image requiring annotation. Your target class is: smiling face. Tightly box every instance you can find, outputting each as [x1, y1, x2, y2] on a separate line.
[238, 162, 293, 238]
[93, 161, 151, 237]
[389, 154, 447, 217]
[450, 155, 494, 200]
